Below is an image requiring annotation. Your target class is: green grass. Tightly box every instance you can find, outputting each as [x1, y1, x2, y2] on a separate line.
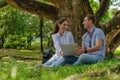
[0, 56, 120, 80]
[114, 46, 120, 55]
[0, 49, 120, 80]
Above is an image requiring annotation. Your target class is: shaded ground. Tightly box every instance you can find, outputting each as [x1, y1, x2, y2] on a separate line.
[0, 49, 42, 60]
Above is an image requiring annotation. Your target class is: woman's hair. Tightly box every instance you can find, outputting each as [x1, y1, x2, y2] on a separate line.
[52, 18, 68, 34]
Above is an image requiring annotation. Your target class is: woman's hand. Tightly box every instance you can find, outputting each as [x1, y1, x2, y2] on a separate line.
[60, 51, 64, 56]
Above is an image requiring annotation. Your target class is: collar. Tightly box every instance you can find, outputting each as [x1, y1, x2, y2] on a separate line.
[56, 31, 66, 37]
[88, 26, 96, 33]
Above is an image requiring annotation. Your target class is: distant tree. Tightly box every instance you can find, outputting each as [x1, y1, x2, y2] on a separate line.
[0, 5, 39, 48]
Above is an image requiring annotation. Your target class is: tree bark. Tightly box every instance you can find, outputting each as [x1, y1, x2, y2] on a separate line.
[57, 0, 83, 44]
[95, 0, 110, 27]
[39, 17, 44, 52]
[0, 1, 7, 8]
[6, 0, 58, 21]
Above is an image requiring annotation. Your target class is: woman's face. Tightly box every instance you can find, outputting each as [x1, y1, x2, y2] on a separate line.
[58, 21, 68, 32]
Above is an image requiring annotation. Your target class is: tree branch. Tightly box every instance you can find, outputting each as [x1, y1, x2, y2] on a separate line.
[6, 0, 58, 21]
[80, 0, 93, 15]
[105, 28, 120, 56]
[44, 0, 59, 8]
[95, 0, 110, 22]
[0, 1, 7, 8]
[111, 30, 120, 53]
[104, 11, 120, 57]
[103, 16, 120, 33]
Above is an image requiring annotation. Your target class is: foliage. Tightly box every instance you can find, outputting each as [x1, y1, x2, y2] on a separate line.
[0, 5, 54, 49]
[4, 35, 26, 49]
[0, 5, 40, 48]
[42, 18, 54, 47]
[89, 0, 99, 13]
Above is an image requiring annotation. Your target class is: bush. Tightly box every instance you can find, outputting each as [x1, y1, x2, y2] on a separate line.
[4, 35, 26, 49]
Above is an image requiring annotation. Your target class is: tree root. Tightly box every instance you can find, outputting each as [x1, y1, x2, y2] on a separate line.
[64, 64, 120, 80]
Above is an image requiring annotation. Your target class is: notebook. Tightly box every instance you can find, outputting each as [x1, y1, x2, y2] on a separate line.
[60, 44, 78, 56]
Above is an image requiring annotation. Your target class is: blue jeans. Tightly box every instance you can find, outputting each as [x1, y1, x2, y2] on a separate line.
[52, 54, 99, 66]
[42, 55, 58, 67]
[42, 56, 66, 67]
[44, 54, 100, 67]
[51, 56, 78, 67]
[73, 54, 100, 65]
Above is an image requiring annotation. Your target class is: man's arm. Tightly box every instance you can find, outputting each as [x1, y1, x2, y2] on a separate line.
[87, 38, 102, 52]
[75, 38, 102, 55]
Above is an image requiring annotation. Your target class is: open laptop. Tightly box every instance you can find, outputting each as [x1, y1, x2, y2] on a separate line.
[60, 44, 78, 56]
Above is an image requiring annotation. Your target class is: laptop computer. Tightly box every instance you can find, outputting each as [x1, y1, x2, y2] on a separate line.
[60, 44, 78, 56]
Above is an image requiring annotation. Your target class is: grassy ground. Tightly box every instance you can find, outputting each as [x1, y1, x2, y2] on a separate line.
[0, 45, 120, 80]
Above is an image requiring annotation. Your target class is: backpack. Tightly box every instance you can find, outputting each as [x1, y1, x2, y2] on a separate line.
[42, 49, 54, 64]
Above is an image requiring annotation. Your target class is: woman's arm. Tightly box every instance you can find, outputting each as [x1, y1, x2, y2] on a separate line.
[52, 35, 62, 53]
[52, 35, 64, 56]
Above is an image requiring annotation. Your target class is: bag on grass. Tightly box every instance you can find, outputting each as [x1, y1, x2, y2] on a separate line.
[42, 49, 54, 64]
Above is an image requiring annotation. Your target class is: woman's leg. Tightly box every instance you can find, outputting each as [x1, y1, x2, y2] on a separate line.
[42, 55, 57, 67]
[73, 54, 99, 65]
[51, 56, 65, 67]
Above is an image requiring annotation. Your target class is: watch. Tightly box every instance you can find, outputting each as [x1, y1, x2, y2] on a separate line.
[84, 48, 88, 53]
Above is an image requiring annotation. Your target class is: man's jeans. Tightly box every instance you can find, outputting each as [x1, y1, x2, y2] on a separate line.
[73, 54, 100, 65]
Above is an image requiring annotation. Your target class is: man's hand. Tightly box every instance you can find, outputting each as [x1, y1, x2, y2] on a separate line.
[75, 47, 85, 55]
[60, 51, 64, 56]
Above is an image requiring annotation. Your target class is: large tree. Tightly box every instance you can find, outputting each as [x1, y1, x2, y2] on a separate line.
[1, 0, 120, 58]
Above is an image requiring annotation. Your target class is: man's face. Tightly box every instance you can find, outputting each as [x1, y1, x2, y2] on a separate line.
[82, 17, 91, 29]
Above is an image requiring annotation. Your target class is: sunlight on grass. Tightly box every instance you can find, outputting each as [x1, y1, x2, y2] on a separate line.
[114, 46, 120, 54]
[20, 50, 33, 52]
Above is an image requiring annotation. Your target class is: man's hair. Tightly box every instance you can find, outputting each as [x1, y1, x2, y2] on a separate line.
[86, 14, 95, 24]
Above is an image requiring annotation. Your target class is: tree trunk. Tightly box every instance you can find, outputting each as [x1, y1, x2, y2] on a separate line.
[105, 27, 120, 58]
[57, 0, 84, 45]
[39, 17, 44, 52]
[1, 34, 5, 48]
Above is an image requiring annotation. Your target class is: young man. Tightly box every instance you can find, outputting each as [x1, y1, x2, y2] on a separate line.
[73, 14, 106, 65]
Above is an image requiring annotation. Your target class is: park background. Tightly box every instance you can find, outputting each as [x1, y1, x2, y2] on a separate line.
[0, 0, 120, 80]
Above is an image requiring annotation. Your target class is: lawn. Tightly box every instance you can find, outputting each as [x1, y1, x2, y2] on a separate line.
[0, 48, 120, 80]
[114, 46, 120, 55]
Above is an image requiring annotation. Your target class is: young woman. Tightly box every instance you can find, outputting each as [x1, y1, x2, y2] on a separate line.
[42, 18, 74, 67]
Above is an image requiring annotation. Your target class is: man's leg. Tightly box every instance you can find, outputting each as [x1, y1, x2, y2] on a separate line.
[73, 54, 99, 65]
